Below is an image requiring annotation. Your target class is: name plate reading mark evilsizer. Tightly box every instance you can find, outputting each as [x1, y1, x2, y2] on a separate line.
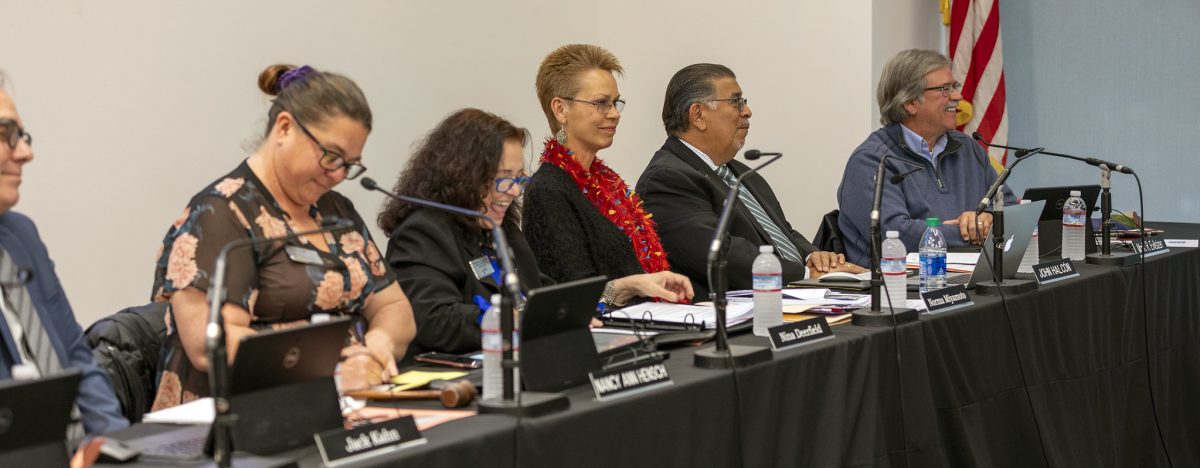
[767, 317, 833, 352]
[1033, 258, 1080, 285]
[921, 284, 974, 314]
[1131, 238, 1170, 257]
[314, 416, 426, 467]
[589, 358, 673, 401]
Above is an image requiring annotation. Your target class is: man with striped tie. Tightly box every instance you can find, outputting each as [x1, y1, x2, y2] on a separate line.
[636, 64, 863, 299]
[0, 71, 127, 436]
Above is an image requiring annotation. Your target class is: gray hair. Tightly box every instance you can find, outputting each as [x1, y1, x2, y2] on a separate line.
[662, 63, 736, 136]
[0, 70, 9, 93]
[877, 49, 951, 126]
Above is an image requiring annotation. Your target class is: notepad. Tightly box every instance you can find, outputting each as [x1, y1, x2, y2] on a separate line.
[388, 370, 469, 391]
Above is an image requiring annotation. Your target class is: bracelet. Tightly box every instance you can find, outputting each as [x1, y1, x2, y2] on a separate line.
[601, 280, 617, 306]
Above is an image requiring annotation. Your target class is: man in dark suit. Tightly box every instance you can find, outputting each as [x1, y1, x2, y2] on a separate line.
[0, 75, 128, 435]
[636, 64, 863, 299]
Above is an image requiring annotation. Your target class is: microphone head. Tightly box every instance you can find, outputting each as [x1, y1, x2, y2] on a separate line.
[360, 177, 378, 190]
[744, 149, 762, 160]
[971, 131, 985, 141]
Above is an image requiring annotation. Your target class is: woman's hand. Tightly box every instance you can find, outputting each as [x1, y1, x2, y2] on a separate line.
[338, 344, 389, 393]
[611, 271, 695, 306]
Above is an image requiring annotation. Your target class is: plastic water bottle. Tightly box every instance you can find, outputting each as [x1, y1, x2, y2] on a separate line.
[752, 245, 783, 337]
[1062, 190, 1087, 260]
[919, 218, 947, 293]
[1018, 200, 1040, 273]
[481, 294, 502, 401]
[881, 230, 908, 308]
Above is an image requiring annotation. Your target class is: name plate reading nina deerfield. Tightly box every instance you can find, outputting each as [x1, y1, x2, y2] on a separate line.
[1131, 238, 1170, 257]
[921, 284, 974, 314]
[589, 358, 673, 401]
[767, 317, 833, 351]
[1033, 258, 1080, 285]
[314, 416, 426, 467]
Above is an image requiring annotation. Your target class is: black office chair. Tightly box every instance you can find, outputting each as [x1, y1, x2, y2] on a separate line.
[812, 209, 845, 254]
[84, 301, 168, 423]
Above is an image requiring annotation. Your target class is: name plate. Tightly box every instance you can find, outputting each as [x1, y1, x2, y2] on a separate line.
[314, 416, 426, 467]
[1165, 239, 1198, 248]
[1033, 258, 1080, 284]
[589, 358, 673, 401]
[767, 317, 833, 351]
[920, 285, 974, 314]
[1131, 237, 1170, 257]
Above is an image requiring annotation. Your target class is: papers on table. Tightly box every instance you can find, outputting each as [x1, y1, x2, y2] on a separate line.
[389, 370, 469, 391]
[906, 252, 978, 273]
[607, 301, 756, 330]
[726, 289, 871, 309]
[142, 397, 214, 425]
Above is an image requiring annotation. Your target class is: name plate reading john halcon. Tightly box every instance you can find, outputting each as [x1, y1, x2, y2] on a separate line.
[1033, 258, 1080, 285]
[589, 358, 673, 401]
[921, 284, 974, 314]
[767, 317, 833, 351]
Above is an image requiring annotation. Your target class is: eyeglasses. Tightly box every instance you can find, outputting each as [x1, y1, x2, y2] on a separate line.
[495, 175, 530, 194]
[0, 119, 32, 150]
[560, 97, 626, 114]
[710, 96, 749, 112]
[293, 118, 367, 180]
[923, 82, 963, 98]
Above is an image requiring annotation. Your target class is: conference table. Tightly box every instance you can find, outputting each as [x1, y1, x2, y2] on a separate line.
[107, 223, 1200, 467]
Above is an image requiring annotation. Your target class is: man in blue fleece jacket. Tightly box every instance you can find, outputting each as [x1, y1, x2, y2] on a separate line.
[837, 49, 1015, 266]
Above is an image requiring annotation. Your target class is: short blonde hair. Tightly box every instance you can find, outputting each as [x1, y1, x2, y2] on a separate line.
[535, 44, 624, 133]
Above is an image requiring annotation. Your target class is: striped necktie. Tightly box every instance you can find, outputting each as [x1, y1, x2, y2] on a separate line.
[0, 246, 84, 439]
[714, 165, 804, 263]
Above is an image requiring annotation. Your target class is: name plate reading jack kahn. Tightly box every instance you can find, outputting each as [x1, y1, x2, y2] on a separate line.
[920, 284, 974, 314]
[1131, 237, 1170, 257]
[588, 358, 673, 401]
[767, 316, 833, 352]
[1033, 258, 1080, 285]
[314, 416, 426, 467]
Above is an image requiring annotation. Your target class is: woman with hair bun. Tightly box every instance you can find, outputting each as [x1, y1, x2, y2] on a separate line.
[149, 64, 416, 410]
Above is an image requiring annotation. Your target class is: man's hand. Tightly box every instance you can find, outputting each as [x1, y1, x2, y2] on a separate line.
[943, 211, 993, 243]
[806, 251, 847, 273]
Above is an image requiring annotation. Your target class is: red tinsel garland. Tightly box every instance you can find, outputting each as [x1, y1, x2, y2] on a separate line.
[539, 138, 670, 275]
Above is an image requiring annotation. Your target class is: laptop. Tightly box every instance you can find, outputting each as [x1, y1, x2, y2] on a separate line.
[1022, 185, 1101, 255]
[908, 200, 1044, 291]
[520, 276, 607, 392]
[0, 370, 81, 466]
[123, 318, 353, 460]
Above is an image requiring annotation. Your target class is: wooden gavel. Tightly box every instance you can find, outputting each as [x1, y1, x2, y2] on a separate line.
[345, 380, 477, 408]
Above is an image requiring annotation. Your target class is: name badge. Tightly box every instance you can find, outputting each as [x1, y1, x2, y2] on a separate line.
[314, 416, 426, 467]
[285, 245, 326, 266]
[1131, 238, 1170, 257]
[767, 317, 834, 352]
[469, 256, 495, 281]
[1033, 258, 1080, 284]
[921, 284, 974, 314]
[588, 358, 673, 401]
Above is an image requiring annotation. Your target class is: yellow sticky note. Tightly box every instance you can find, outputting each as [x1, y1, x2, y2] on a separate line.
[388, 370, 469, 391]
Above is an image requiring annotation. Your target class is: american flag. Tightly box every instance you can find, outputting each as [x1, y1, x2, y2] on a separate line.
[945, 0, 1008, 173]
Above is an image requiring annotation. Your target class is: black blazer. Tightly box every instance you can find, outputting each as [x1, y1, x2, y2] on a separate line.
[523, 164, 647, 283]
[634, 137, 818, 299]
[385, 209, 547, 356]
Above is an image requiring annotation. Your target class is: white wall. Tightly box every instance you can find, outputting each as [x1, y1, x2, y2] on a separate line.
[4, 0, 932, 326]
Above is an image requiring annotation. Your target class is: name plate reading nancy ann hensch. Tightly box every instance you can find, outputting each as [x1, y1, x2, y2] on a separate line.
[589, 358, 673, 401]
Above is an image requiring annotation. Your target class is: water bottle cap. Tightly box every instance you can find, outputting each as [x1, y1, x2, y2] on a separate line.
[1069, 190, 1081, 196]
[759, 245, 774, 253]
[885, 230, 899, 238]
[925, 218, 940, 227]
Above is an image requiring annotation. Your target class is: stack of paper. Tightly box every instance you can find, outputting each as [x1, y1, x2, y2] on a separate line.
[906, 252, 977, 273]
[609, 302, 756, 330]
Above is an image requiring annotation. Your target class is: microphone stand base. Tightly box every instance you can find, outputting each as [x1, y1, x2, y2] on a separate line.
[975, 279, 1038, 296]
[694, 344, 772, 369]
[1085, 251, 1139, 267]
[477, 391, 569, 417]
[851, 307, 918, 327]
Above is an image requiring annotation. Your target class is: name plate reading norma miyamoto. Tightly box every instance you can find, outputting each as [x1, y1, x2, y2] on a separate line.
[767, 317, 833, 351]
[315, 416, 426, 467]
[1033, 258, 1080, 285]
[921, 285, 974, 314]
[589, 359, 673, 401]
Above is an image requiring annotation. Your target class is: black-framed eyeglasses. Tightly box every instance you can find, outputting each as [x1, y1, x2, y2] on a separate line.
[0, 119, 32, 150]
[924, 81, 963, 98]
[560, 97, 626, 114]
[293, 118, 367, 180]
[495, 175, 530, 194]
[710, 96, 749, 112]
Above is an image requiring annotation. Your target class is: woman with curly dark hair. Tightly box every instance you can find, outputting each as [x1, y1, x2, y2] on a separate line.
[379, 108, 693, 355]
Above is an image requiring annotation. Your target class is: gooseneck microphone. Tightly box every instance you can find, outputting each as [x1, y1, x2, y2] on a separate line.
[206, 216, 355, 467]
[970, 132, 1045, 214]
[972, 131, 1134, 174]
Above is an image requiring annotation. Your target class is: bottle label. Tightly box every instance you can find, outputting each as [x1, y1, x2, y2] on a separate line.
[920, 255, 946, 276]
[881, 257, 906, 275]
[752, 272, 782, 291]
[482, 329, 501, 352]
